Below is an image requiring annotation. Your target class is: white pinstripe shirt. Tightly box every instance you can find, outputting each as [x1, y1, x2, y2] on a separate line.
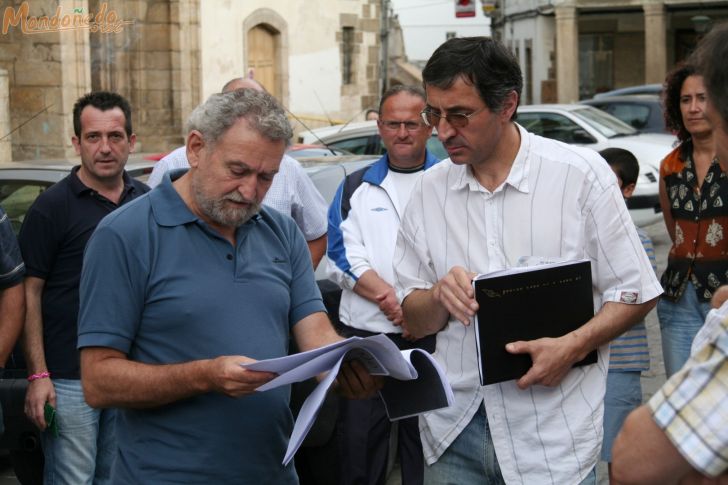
[147, 147, 327, 240]
[393, 124, 663, 484]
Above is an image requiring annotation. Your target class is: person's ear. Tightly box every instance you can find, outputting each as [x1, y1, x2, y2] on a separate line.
[186, 131, 205, 168]
[621, 182, 636, 199]
[500, 90, 519, 121]
[72, 136, 81, 156]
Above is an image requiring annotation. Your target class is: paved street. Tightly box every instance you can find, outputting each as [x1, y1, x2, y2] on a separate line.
[636, 220, 671, 401]
[0, 222, 672, 485]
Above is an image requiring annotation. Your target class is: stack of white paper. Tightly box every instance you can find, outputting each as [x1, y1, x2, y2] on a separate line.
[242, 333, 453, 465]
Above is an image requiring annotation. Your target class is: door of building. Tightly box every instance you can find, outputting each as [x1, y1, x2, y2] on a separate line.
[247, 25, 278, 99]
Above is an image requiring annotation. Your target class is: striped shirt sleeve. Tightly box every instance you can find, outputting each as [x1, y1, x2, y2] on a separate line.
[608, 226, 656, 371]
[648, 316, 728, 477]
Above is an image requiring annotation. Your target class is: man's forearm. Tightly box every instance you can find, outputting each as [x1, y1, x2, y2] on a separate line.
[570, 298, 657, 358]
[22, 278, 48, 374]
[293, 312, 344, 353]
[0, 283, 25, 365]
[81, 347, 215, 409]
[612, 405, 694, 484]
[307, 234, 327, 270]
[353, 270, 394, 303]
[401, 287, 449, 339]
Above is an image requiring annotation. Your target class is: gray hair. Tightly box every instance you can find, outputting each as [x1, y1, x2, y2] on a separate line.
[378, 84, 426, 115]
[186, 89, 292, 148]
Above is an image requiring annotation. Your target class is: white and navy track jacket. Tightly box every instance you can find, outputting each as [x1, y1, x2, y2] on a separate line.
[326, 152, 440, 333]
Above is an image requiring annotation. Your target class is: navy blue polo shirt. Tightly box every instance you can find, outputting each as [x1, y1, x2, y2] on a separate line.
[78, 173, 325, 483]
[18, 167, 149, 379]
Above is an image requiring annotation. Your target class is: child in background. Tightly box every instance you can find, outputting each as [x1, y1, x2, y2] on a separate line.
[599, 147, 657, 483]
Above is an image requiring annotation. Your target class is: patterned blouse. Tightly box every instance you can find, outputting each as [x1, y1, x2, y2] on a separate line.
[660, 145, 728, 302]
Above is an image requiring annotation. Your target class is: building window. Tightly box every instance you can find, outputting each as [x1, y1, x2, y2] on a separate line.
[446, 31, 456, 40]
[525, 41, 533, 105]
[342, 27, 354, 85]
[579, 33, 614, 99]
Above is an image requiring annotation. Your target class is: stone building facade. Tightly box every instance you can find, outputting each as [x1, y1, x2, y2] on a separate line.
[0, 0, 201, 160]
[490, 0, 728, 104]
[0, 0, 413, 162]
[198, 0, 418, 135]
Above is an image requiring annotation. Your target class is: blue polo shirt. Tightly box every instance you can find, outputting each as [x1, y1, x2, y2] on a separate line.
[78, 173, 325, 484]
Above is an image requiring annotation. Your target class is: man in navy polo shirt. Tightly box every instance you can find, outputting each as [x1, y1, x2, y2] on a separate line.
[18, 91, 149, 484]
[77, 88, 378, 484]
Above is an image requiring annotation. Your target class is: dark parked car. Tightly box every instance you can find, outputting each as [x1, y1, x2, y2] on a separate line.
[581, 94, 668, 134]
[592, 83, 663, 98]
[0, 158, 155, 485]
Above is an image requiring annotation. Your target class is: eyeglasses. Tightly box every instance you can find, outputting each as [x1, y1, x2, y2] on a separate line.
[420, 106, 487, 128]
[378, 120, 426, 132]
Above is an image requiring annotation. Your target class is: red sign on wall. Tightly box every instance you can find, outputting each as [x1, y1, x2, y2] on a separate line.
[455, 0, 476, 18]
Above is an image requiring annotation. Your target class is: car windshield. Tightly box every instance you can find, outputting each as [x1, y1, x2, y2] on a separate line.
[0, 180, 52, 235]
[571, 106, 637, 138]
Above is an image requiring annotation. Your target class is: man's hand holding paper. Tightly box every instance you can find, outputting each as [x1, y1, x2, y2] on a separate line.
[334, 359, 384, 400]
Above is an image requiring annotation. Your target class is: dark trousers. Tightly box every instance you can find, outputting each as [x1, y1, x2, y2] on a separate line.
[338, 326, 435, 485]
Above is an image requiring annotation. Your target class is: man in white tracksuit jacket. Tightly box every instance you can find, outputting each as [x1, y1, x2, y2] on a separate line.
[327, 85, 440, 485]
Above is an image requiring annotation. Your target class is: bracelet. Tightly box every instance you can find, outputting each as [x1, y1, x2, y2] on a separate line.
[27, 371, 51, 382]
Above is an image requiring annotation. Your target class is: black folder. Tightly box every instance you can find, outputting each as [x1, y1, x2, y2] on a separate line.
[473, 260, 597, 385]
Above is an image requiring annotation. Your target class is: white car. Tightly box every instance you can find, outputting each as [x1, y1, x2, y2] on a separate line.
[298, 120, 449, 160]
[300, 155, 379, 281]
[517, 104, 676, 227]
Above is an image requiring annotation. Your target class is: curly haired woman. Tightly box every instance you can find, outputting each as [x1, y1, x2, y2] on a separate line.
[657, 62, 727, 377]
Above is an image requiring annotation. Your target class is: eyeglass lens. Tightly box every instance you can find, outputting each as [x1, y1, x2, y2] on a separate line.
[421, 110, 469, 128]
[381, 120, 423, 131]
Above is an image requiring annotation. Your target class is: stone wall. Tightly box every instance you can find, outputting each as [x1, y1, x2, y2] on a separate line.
[339, 0, 381, 119]
[87, 0, 200, 153]
[0, 0, 91, 160]
[0, 68, 10, 162]
[0, 0, 200, 161]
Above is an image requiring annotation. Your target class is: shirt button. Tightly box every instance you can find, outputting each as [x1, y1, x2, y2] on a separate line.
[226, 254, 233, 260]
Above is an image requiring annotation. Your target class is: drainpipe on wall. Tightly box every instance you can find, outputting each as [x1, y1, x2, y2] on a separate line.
[0, 69, 11, 163]
[380, 0, 390, 96]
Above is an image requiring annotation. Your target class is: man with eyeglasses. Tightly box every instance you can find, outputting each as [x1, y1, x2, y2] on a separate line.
[392, 37, 661, 484]
[327, 84, 439, 485]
